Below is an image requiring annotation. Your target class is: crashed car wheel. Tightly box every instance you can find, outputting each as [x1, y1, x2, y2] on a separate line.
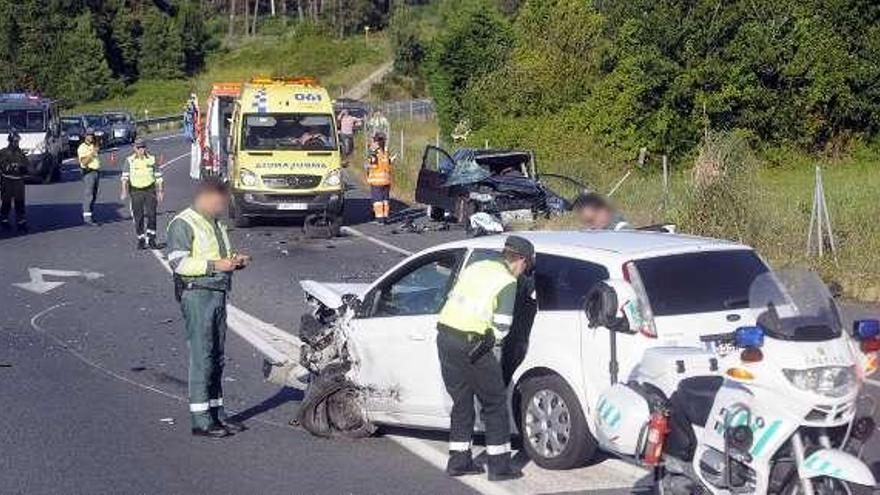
[297, 371, 376, 439]
[519, 374, 596, 470]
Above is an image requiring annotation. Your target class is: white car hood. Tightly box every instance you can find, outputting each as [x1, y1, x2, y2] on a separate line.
[300, 280, 371, 309]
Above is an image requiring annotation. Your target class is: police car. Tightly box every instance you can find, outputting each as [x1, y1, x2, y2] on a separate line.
[296, 230, 773, 469]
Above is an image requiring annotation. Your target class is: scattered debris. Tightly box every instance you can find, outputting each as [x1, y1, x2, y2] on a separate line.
[159, 418, 175, 425]
[0, 363, 12, 368]
[158, 318, 174, 325]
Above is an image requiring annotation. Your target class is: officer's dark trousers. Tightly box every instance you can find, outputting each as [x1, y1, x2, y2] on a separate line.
[82, 169, 100, 219]
[437, 327, 510, 452]
[181, 289, 227, 429]
[0, 176, 26, 224]
[130, 186, 157, 239]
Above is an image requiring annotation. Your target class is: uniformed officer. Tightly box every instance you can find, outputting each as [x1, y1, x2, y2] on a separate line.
[78, 129, 101, 226]
[573, 192, 630, 231]
[0, 131, 30, 232]
[436, 235, 534, 481]
[165, 178, 250, 438]
[121, 139, 163, 249]
[366, 133, 393, 222]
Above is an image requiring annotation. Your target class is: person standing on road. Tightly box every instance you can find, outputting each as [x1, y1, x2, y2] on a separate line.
[337, 110, 361, 157]
[78, 129, 101, 226]
[573, 192, 630, 231]
[121, 139, 163, 250]
[366, 133, 393, 223]
[436, 236, 533, 482]
[0, 131, 30, 233]
[165, 178, 250, 438]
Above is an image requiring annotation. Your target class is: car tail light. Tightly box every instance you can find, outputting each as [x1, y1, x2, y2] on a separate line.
[623, 261, 657, 338]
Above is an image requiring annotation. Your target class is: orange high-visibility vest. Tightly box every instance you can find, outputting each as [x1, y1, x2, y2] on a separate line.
[367, 149, 392, 186]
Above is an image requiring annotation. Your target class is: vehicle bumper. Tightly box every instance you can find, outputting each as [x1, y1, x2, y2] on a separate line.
[234, 190, 344, 217]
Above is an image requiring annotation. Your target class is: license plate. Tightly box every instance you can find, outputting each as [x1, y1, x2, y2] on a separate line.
[277, 203, 308, 211]
[114, 130, 125, 137]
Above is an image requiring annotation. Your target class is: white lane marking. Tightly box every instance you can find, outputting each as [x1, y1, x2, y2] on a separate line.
[150, 134, 185, 142]
[13, 267, 103, 294]
[160, 152, 191, 169]
[341, 226, 414, 256]
[867, 378, 880, 389]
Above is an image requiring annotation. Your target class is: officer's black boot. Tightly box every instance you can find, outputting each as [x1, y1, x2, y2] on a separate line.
[446, 450, 484, 477]
[16, 221, 27, 233]
[147, 236, 161, 250]
[136, 237, 147, 250]
[0, 219, 10, 230]
[487, 453, 523, 482]
[212, 407, 247, 433]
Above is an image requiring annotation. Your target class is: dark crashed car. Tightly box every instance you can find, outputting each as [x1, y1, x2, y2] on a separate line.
[415, 146, 586, 228]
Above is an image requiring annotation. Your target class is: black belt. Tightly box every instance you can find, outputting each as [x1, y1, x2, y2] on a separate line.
[437, 323, 486, 343]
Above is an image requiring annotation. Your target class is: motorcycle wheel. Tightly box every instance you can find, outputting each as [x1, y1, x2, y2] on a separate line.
[782, 477, 851, 495]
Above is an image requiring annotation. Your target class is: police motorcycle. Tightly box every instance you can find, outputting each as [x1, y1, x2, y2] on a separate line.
[585, 270, 879, 494]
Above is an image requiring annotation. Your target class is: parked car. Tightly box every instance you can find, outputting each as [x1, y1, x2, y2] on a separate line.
[82, 113, 109, 146]
[416, 146, 587, 230]
[0, 93, 65, 183]
[103, 110, 137, 145]
[295, 230, 780, 469]
[61, 115, 87, 156]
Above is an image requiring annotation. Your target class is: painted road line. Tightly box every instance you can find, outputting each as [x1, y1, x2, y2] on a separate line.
[341, 226, 414, 256]
[160, 151, 191, 169]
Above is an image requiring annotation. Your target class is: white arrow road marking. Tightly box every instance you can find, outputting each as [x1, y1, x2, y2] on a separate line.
[13, 267, 104, 294]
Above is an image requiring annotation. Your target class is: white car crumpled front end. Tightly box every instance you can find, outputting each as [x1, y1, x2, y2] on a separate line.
[291, 280, 376, 439]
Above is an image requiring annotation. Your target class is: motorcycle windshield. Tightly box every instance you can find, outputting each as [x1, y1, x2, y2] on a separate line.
[749, 270, 842, 341]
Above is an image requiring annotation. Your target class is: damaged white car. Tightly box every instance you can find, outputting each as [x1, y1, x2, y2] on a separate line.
[292, 231, 774, 469]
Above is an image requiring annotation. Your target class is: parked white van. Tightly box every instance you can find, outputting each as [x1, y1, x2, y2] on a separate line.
[0, 93, 65, 183]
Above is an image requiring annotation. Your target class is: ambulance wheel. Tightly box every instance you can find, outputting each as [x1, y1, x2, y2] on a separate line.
[519, 374, 597, 470]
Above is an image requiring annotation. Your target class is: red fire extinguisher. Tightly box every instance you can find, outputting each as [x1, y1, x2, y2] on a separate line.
[642, 410, 670, 465]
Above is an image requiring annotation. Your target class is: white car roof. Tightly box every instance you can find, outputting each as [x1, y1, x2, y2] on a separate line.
[425, 230, 751, 264]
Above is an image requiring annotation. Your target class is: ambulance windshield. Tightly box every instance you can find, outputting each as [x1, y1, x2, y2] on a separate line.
[242, 113, 337, 151]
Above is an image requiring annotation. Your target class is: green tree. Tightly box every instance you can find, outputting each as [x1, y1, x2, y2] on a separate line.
[177, 0, 208, 75]
[139, 7, 185, 79]
[56, 14, 117, 103]
[426, 0, 512, 134]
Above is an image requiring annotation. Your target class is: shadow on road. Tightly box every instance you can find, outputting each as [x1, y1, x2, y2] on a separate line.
[0, 202, 126, 239]
[228, 387, 303, 423]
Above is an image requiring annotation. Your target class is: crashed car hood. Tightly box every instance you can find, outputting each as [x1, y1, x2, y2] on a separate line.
[300, 280, 371, 309]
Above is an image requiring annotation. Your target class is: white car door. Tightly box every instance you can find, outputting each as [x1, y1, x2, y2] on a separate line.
[349, 248, 466, 428]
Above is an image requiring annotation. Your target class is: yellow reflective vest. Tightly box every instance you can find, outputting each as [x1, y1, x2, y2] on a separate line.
[167, 207, 233, 278]
[77, 143, 100, 170]
[123, 154, 162, 189]
[438, 259, 517, 336]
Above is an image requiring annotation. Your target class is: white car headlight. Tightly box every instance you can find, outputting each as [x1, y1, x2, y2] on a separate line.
[323, 169, 342, 187]
[239, 169, 259, 187]
[783, 366, 856, 398]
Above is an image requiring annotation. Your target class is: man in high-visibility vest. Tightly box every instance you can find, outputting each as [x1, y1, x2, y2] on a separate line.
[436, 235, 534, 481]
[366, 133, 393, 223]
[121, 139, 164, 249]
[165, 178, 250, 438]
[78, 129, 101, 226]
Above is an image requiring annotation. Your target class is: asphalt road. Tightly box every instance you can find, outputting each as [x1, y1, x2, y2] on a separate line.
[1, 134, 878, 494]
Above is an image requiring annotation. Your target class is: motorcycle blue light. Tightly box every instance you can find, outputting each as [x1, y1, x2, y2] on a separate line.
[735, 326, 764, 348]
[853, 319, 880, 341]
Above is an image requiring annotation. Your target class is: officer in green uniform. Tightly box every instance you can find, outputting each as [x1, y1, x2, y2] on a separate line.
[0, 131, 30, 232]
[165, 178, 250, 438]
[121, 139, 163, 249]
[78, 129, 101, 226]
[436, 235, 534, 481]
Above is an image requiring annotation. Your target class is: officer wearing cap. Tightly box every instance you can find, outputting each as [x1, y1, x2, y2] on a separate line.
[435, 235, 534, 482]
[121, 139, 163, 249]
[78, 128, 101, 225]
[0, 130, 30, 232]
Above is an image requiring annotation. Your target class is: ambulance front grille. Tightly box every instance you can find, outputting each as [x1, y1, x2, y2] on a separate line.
[262, 174, 322, 189]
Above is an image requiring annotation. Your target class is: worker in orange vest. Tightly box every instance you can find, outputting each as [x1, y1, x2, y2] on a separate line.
[366, 133, 393, 223]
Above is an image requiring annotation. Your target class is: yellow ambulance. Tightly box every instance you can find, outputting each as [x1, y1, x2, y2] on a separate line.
[228, 77, 343, 234]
